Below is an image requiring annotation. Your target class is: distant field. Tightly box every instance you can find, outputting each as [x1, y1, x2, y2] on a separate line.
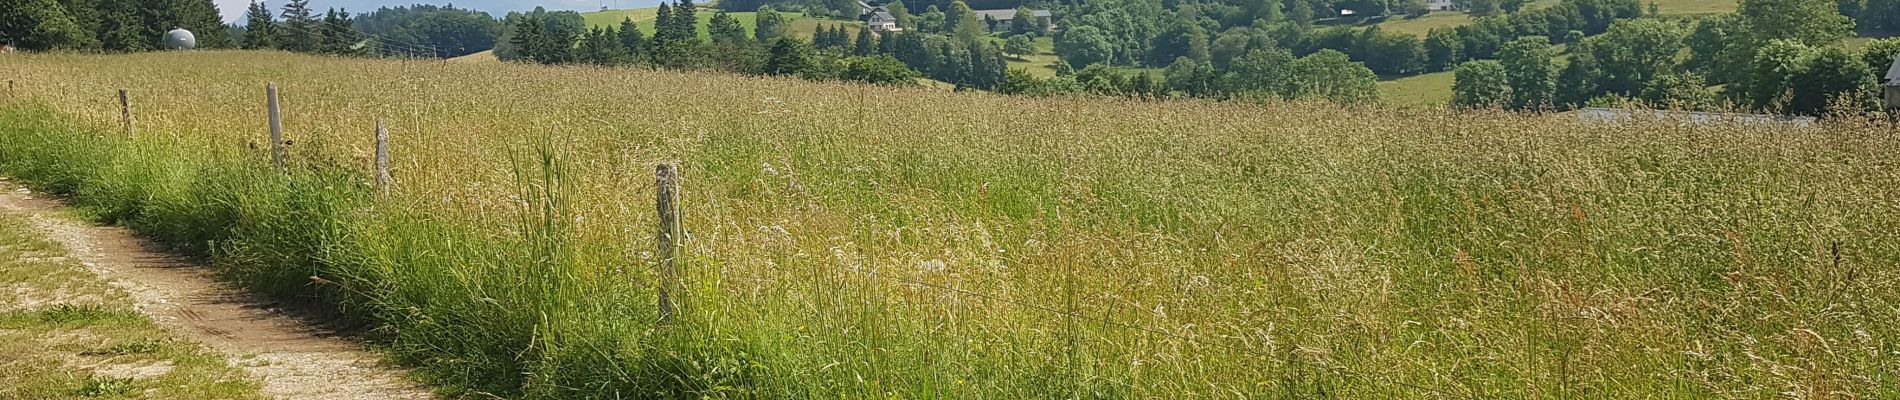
[1376, 12, 1473, 37]
[1378, 70, 1455, 105]
[1374, 0, 1740, 38]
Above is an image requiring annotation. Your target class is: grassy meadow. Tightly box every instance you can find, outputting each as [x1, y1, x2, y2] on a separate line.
[581, 7, 856, 41]
[1, 51, 1898, 398]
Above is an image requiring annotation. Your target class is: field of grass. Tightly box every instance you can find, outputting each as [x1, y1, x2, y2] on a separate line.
[1376, 12, 1475, 37]
[4, 51, 1900, 398]
[0, 208, 262, 399]
[1374, 0, 1739, 38]
[1378, 70, 1456, 105]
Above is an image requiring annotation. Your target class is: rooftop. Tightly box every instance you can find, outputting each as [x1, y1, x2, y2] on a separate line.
[971, 9, 1053, 21]
[1886, 52, 1900, 85]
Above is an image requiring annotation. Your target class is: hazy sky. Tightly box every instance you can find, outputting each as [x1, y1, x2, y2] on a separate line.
[218, 0, 667, 22]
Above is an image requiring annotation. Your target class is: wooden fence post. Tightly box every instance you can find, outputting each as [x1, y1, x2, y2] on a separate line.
[267, 83, 284, 168]
[118, 89, 133, 136]
[655, 163, 681, 324]
[374, 118, 390, 195]
[6, 80, 14, 100]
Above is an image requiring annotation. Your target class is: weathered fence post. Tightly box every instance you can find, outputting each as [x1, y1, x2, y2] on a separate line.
[267, 83, 284, 168]
[655, 163, 681, 324]
[6, 80, 14, 100]
[374, 118, 390, 195]
[118, 89, 133, 136]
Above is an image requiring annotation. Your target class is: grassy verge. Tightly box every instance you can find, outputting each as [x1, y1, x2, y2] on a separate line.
[0, 203, 263, 400]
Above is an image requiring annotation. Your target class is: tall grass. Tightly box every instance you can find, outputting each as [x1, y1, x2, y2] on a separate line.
[2, 50, 1897, 398]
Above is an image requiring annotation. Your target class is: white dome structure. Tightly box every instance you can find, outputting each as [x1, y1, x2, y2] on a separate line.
[164, 28, 196, 50]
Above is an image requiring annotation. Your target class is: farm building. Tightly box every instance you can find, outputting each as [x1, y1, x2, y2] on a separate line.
[973, 8, 1053, 32]
[1886, 52, 1900, 110]
[1427, 0, 1460, 11]
[867, 8, 902, 32]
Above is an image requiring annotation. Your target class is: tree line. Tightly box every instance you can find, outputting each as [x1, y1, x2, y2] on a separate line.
[493, 1, 1016, 90]
[3, 0, 230, 50]
[1453, 0, 1900, 116]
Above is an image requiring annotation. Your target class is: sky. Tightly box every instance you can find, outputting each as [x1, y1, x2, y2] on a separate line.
[218, 0, 665, 22]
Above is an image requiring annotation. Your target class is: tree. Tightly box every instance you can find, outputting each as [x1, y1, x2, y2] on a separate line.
[1745, 39, 1813, 110]
[1005, 35, 1034, 58]
[1466, 0, 1501, 15]
[161, 0, 235, 48]
[754, 5, 786, 43]
[843, 53, 915, 84]
[619, 18, 646, 61]
[671, 0, 699, 42]
[1220, 48, 1296, 99]
[764, 37, 811, 75]
[578, 26, 630, 65]
[1639, 72, 1718, 110]
[708, 11, 746, 44]
[1424, 28, 1462, 72]
[1739, 0, 1853, 46]
[354, 5, 502, 57]
[1286, 0, 1314, 27]
[242, 1, 275, 49]
[1399, 0, 1431, 17]
[1453, 60, 1512, 109]
[1055, 25, 1115, 68]
[855, 27, 877, 55]
[1683, 14, 1741, 81]
[1556, 49, 1599, 107]
[278, 0, 318, 52]
[1499, 36, 1556, 110]
[0, 0, 90, 50]
[1355, 27, 1425, 75]
[1584, 19, 1682, 97]
[1789, 46, 1875, 115]
[945, 1, 983, 42]
[318, 8, 364, 55]
[1858, 37, 1900, 75]
[1286, 49, 1380, 104]
[1010, 5, 1039, 35]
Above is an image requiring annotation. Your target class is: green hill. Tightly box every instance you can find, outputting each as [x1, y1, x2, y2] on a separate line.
[581, 7, 862, 40]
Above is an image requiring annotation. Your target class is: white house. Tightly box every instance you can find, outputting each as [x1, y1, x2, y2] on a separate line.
[1886, 52, 1900, 110]
[867, 8, 902, 32]
[1426, 0, 1460, 11]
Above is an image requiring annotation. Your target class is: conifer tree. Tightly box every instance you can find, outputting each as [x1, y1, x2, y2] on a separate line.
[618, 18, 645, 61]
[708, 11, 746, 44]
[754, 5, 786, 42]
[278, 0, 318, 52]
[242, 1, 275, 49]
[854, 26, 876, 55]
[654, 2, 673, 40]
[672, 0, 699, 41]
[318, 8, 363, 55]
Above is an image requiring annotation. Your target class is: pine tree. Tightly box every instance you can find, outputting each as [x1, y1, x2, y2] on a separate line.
[763, 37, 810, 75]
[0, 0, 92, 50]
[317, 8, 363, 55]
[854, 27, 876, 55]
[278, 0, 317, 52]
[579, 26, 629, 64]
[654, 2, 673, 40]
[673, 0, 698, 41]
[618, 18, 645, 61]
[97, 6, 153, 51]
[242, 1, 275, 49]
[708, 11, 745, 44]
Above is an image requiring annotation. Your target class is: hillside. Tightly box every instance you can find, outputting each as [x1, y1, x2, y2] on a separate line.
[581, 7, 859, 39]
[3, 51, 1897, 398]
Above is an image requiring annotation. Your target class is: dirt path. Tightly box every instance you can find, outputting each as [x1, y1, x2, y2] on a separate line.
[0, 180, 433, 400]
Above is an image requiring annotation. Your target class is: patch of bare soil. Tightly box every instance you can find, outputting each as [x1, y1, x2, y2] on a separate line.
[0, 183, 433, 400]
